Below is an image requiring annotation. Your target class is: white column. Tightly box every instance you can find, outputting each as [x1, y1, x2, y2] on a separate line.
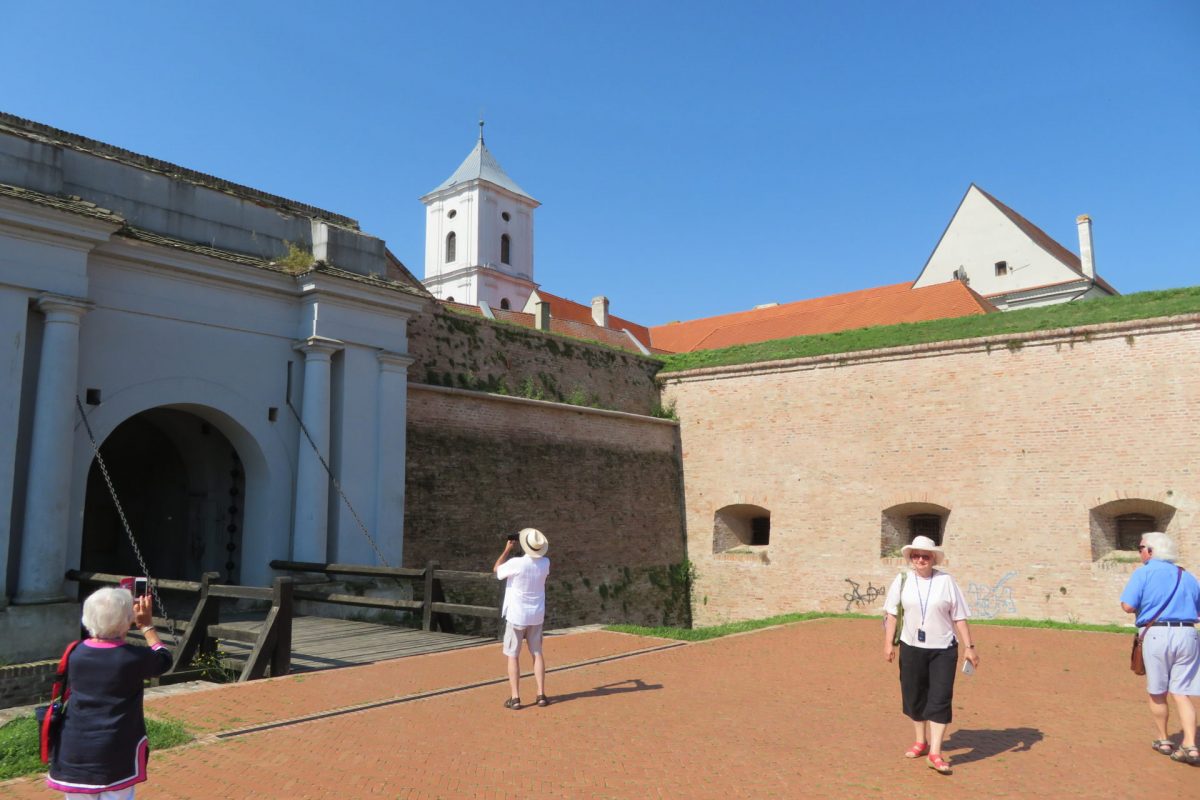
[291, 336, 342, 563]
[14, 296, 90, 604]
[376, 351, 414, 566]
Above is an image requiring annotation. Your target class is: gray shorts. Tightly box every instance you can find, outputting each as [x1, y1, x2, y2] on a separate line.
[1142, 625, 1200, 696]
[503, 622, 544, 657]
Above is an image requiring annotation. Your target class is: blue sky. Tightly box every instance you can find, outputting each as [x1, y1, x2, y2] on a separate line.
[4, 2, 1197, 325]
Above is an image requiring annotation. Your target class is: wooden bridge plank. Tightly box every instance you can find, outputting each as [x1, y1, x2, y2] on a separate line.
[208, 616, 492, 673]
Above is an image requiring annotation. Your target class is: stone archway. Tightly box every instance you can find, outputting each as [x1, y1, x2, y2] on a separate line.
[81, 408, 245, 583]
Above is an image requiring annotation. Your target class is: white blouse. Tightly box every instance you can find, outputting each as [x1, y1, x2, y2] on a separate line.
[496, 555, 550, 626]
[884, 569, 971, 649]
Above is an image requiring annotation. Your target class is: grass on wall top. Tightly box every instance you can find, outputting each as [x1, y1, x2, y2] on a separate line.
[658, 285, 1200, 374]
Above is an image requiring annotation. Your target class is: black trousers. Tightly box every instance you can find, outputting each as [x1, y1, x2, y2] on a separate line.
[899, 641, 958, 724]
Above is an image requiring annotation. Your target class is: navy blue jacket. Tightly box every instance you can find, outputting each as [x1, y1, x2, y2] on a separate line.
[47, 641, 173, 794]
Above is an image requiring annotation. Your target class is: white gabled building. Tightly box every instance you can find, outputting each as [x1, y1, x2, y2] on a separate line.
[419, 124, 540, 312]
[914, 184, 1117, 309]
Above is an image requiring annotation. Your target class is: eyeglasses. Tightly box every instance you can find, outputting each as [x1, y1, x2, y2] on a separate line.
[1137, 545, 1149, 552]
[909, 553, 933, 561]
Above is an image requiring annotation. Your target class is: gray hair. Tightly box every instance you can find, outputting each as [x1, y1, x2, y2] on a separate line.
[81, 587, 134, 639]
[1140, 531, 1178, 563]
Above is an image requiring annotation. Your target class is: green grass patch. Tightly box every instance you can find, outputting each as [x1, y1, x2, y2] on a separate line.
[0, 715, 192, 780]
[607, 611, 873, 641]
[971, 617, 1130, 635]
[659, 285, 1200, 373]
[607, 613, 1133, 642]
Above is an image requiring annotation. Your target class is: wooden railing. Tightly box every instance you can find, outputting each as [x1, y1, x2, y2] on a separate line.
[67, 559, 501, 680]
[66, 570, 293, 682]
[269, 560, 504, 639]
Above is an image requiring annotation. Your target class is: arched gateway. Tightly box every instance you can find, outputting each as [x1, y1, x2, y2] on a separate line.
[81, 408, 246, 585]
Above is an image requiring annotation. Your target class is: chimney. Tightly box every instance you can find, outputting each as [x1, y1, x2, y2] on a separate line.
[534, 300, 551, 332]
[1076, 214, 1095, 279]
[591, 295, 609, 328]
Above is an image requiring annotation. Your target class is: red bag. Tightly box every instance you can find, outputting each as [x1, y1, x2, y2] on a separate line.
[37, 640, 80, 763]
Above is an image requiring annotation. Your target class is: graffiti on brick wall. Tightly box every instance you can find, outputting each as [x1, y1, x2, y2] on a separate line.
[842, 578, 885, 611]
[967, 571, 1018, 619]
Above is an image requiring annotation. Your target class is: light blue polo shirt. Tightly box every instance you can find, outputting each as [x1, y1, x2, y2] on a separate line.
[1120, 559, 1200, 626]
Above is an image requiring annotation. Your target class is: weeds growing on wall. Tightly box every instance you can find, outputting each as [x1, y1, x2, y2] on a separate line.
[274, 240, 315, 273]
[659, 286, 1200, 373]
[0, 715, 192, 780]
[646, 560, 694, 626]
[650, 399, 678, 420]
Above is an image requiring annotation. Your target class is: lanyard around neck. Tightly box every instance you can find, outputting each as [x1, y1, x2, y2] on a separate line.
[915, 572, 935, 627]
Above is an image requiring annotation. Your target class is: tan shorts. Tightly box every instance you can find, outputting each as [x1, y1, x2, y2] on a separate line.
[503, 622, 544, 657]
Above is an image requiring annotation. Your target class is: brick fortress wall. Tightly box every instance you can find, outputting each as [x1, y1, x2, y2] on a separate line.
[407, 304, 663, 415]
[404, 386, 688, 628]
[403, 305, 688, 629]
[662, 315, 1200, 627]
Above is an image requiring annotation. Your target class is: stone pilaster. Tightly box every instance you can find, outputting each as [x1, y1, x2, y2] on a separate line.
[14, 295, 91, 604]
[290, 336, 343, 563]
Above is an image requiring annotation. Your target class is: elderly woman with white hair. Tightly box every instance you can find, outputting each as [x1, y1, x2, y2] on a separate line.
[882, 536, 980, 775]
[47, 587, 173, 798]
[1120, 531, 1200, 764]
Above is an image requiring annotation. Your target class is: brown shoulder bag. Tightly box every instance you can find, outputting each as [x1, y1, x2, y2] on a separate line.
[1131, 566, 1183, 675]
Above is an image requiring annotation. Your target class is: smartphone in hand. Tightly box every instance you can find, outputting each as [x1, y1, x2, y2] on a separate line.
[962, 660, 975, 676]
[133, 577, 149, 598]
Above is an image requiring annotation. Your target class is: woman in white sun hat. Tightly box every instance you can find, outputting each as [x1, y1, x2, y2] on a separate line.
[882, 535, 980, 775]
[494, 527, 551, 709]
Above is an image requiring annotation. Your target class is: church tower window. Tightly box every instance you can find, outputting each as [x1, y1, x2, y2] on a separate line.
[446, 232, 456, 263]
[500, 234, 511, 265]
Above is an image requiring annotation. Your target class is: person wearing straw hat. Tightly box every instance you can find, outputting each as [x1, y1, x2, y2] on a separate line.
[494, 527, 551, 709]
[882, 535, 980, 775]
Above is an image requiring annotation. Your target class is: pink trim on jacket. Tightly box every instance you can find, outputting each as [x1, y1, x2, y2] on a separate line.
[46, 736, 149, 794]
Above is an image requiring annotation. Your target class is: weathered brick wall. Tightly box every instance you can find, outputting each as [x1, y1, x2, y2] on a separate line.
[662, 315, 1200, 627]
[404, 385, 689, 629]
[406, 305, 663, 415]
[0, 661, 54, 709]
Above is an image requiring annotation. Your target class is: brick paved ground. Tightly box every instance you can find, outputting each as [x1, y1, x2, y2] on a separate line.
[4, 620, 1197, 799]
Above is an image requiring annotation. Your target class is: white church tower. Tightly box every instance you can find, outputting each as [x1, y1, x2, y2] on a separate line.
[420, 122, 540, 311]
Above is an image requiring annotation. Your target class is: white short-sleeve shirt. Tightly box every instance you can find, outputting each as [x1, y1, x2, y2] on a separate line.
[884, 569, 970, 649]
[496, 555, 550, 626]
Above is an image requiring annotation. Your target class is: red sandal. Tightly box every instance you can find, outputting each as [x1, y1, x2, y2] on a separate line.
[927, 754, 952, 774]
[904, 742, 930, 758]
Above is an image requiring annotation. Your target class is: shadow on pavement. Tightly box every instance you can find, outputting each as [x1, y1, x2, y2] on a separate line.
[544, 678, 663, 705]
[943, 727, 1045, 765]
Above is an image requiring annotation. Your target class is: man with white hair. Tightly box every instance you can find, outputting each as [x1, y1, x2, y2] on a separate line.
[1120, 530, 1200, 764]
[494, 527, 551, 709]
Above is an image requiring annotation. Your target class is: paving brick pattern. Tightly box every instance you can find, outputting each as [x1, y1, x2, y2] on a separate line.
[4, 621, 1197, 799]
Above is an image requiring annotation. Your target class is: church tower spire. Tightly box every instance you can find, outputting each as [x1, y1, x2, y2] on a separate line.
[419, 126, 540, 311]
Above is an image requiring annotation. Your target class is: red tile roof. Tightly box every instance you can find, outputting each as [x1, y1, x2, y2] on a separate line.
[438, 301, 655, 355]
[650, 281, 997, 353]
[531, 291, 653, 347]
